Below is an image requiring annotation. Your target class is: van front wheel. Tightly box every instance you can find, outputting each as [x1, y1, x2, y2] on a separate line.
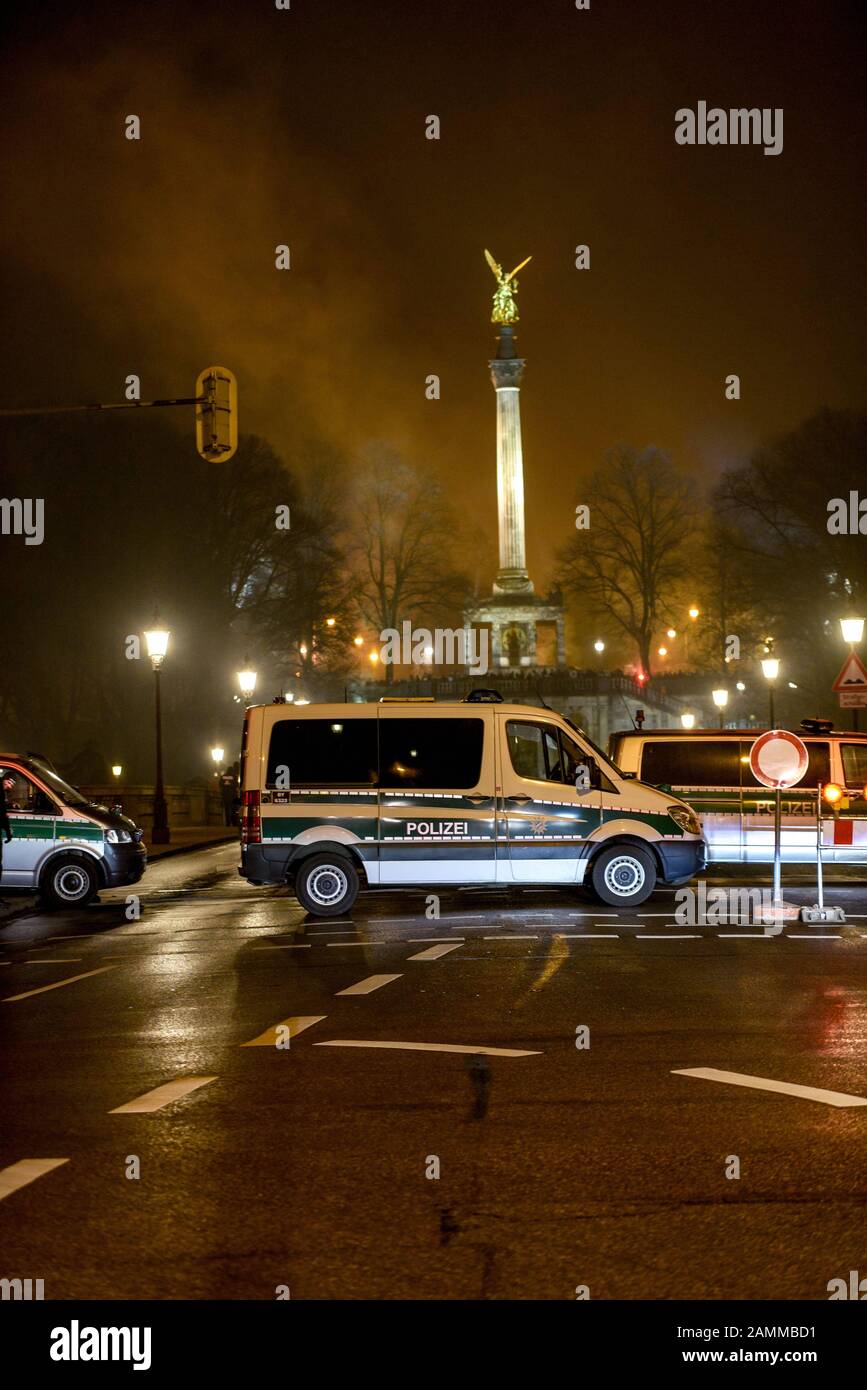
[590, 843, 656, 907]
[294, 854, 359, 917]
[40, 855, 100, 909]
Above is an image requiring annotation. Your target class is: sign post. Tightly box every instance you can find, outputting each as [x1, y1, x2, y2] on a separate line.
[748, 730, 809, 921]
[832, 650, 867, 732]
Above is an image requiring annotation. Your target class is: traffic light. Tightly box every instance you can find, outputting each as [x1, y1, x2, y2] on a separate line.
[195, 366, 238, 462]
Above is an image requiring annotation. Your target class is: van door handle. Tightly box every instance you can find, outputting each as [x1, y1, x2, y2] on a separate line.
[464, 794, 488, 805]
[507, 795, 532, 805]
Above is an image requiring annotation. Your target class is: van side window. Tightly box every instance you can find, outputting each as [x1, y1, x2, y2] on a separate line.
[379, 718, 483, 789]
[641, 740, 741, 787]
[267, 719, 378, 787]
[1, 770, 52, 813]
[506, 721, 561, 782]
[842, 742, 867, 789]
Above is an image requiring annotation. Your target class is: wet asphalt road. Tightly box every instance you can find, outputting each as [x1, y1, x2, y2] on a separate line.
[1, 845, 865, 1301]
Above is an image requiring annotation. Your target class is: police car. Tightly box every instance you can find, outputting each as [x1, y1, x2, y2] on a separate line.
[238, 693, 707, 915]
[0, 754, 146, 906]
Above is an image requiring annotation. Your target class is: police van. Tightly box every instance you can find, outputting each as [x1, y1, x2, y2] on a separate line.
[238, 693, 707, 915]
[609, 721, 867, 865]
[0, 754, 146, 906]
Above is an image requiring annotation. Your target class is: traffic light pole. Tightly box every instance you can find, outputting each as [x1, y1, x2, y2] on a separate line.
[0, 395, 204, 417]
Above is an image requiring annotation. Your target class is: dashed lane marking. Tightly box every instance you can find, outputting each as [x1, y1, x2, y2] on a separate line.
[559, 933, 619, 939]
[326, 940, 392, 948]
[0, 1158, 69, 1201]
[785, 933, 843, 940]
[252, 944, 312, 949]
[407, 943, 464, 961]
[336, 974, 403, 996]
[315, 1039, 541, 1058]
[2, 965, 116, 1002]
[484, 934, 539, 941]
[241, 1015, 327, 1047]
[717, 933, 772, 939]
[636, 934, 702, 940]
[109, 1076, 218, 1114]
[674, 1067, 867, 1109]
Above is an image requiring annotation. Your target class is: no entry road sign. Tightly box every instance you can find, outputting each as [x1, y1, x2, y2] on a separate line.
[749, 729, 809, 789]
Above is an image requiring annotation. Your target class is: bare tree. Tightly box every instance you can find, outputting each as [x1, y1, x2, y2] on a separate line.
[350, 449, 468, 682]
[558, 445, 697, 676]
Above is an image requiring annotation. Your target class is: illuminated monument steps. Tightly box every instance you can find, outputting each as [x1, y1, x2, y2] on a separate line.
[464, 251, 566, 669]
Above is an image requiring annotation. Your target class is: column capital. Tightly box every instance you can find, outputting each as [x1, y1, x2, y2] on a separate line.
[489, 357, 525, 390]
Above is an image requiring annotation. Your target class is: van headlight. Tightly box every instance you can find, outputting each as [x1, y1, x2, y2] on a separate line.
[105, 828, 132, 843]
[667, 804, 700, 835]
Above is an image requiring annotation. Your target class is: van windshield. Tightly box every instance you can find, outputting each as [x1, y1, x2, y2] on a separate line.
[29, 760, 92, 808]
[563, 719, 624, 780]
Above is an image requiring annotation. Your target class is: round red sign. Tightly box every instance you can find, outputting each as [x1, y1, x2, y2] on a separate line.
[749, 729, 809, 789]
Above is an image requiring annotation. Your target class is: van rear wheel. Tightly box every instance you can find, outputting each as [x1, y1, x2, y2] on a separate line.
[590, 843, 656, 907]
[40, 855, 99, 909]
[294, 853, 359, 917]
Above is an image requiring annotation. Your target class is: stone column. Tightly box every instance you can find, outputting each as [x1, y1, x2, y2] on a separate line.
[490, 327, 530, 592]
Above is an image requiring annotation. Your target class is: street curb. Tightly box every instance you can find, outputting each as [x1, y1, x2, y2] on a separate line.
[0, 895, 40, 925]
[147, 835, 237, 861]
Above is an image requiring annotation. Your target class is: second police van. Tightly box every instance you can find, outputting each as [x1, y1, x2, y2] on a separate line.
[238, 693, 707, 915]
[609, 721, 867, 865]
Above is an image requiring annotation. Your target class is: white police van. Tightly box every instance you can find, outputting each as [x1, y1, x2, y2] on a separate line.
[0, 755, 146, 906]
[238, 693, 706, 915]
[609, 721, 867, 865]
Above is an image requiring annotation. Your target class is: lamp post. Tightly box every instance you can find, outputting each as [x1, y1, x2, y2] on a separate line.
[712, 687, 728, 728]
[840, 616, 865, 731]
[237, 663, 257, 704]
[593, 639, 605, 672]
[681, 712, 696, 730]
[111, 764, 122, 780]
[210, 745, 224, 774]
[144, 625, 170, 844]
[761, 656, 779, 728]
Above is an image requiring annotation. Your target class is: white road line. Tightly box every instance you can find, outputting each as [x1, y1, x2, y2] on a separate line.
[717, 934, 772, 939]
[636, 934, 701, 940]
[408, 943, 464, 961]
[307, 930, 357, 935]
[673, 1067, 867, 1109]
[252, 944, 312, 950]
[560, 933, 620, 939]
[315, 1039, 540, 1057]
[484, 934, 539, 940]
[0, 1158, 69, 1201]
[2, 965, 116, 1002]
[336, 973, 403, 996]
[242, 1015, 326, 1047]
[785, 933, 842, 940]
[326, 940, 391, 948]
[109, 1076, 217, 1114]
[407, 937, 465, 944]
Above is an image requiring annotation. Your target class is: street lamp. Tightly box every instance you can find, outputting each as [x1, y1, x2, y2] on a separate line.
[144, 624, 170, 844]
[712, 687, 729, 728]
[593, 640, 605, 653]
[111, 764, 122, 779]
[666, 628, 677, 640]
[210, 745, 224, 771]
[353, 635, 364, 648]
[237, 664, 257, 702]
[840, 616, 864, 731]
[760, 656, 779, 727]
[681, 713, 696, 730]
[840, 617, 864, 646]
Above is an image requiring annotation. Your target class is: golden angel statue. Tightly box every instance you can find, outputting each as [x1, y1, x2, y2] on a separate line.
[484, 249, 532, 324]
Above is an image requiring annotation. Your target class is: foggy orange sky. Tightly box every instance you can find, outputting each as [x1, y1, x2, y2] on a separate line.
[2, 0, 865, 591]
